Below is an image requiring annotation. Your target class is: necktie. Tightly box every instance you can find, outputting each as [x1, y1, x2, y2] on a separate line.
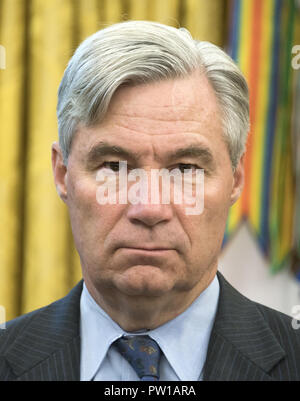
[115, 335, 162, 381]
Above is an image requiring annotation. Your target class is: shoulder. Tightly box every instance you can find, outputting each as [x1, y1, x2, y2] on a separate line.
[216, 272, 300, 375]
[217, 271, 298, 334]
[0, 281, 83, 381]
[0, 280, 83, 357]
[253, 298, 300, 348]
[203, 272, 300, 380]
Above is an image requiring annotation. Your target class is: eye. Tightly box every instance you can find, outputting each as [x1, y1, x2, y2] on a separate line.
[101, 161, 121, 172]
[177, 163, 200, 173]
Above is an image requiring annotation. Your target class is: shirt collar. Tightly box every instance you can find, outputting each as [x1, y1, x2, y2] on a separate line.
[80, 275, 219, 381]
[80, 285, 124, 381]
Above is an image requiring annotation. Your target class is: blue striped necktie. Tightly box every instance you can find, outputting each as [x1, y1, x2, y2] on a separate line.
[115, 335, 162, 381]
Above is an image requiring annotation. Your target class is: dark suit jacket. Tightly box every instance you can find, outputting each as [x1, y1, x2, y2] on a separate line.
[0, 272, 300, 381]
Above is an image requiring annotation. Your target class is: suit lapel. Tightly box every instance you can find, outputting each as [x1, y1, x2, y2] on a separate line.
[15, 336, 81, 381]
[4, 281, 83, 381]
[203, 272, 286, 381]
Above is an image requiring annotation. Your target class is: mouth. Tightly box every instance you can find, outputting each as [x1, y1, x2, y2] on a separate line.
[118, 247, 176, 257]
[120, 247, 174, 252]
[124, 246, 173, 250]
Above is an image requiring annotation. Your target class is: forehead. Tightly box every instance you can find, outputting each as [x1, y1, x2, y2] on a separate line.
[106, 71, 220, 129]
[72, 72, 225, 161]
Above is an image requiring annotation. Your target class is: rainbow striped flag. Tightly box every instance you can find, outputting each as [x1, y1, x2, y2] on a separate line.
[224, 0, 299, 275]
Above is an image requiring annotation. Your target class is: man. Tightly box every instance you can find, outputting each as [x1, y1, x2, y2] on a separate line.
[0, 21, 299, 381]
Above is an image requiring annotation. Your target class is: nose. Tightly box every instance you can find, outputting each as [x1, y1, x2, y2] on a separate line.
[124, 166, 176, 227]
[127, 202, 174, 227]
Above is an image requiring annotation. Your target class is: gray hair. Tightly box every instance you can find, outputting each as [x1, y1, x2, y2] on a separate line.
[57, 20, 249, 168]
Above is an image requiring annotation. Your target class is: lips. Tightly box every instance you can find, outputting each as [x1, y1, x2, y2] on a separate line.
[118, 247, 175, 263]
[113, 239, 179, 254]
[122, 246, 173, 251]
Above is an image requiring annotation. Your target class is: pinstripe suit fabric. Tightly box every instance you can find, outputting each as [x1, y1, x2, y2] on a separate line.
[1, 272, 299, 381]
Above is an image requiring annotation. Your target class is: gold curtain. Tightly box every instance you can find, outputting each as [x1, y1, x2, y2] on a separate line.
[0, 0, 226, 321]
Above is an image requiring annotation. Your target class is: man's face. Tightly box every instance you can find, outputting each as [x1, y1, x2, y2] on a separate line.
[53, 72, 244, 309]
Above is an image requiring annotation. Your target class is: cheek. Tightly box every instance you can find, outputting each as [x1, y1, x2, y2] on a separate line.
[199, 181, 231, 252]
[182, 178, 232, 248]
[68, 178, 98, 220]
[67, 181, 98, 258]
[67, 177, 127, 243]
[204, 174, 233, 211]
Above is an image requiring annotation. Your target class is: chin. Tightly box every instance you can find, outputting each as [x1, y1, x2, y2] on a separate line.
[114, 265, 174, 297]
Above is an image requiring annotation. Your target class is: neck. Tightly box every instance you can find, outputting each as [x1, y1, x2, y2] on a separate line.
[84, 269, 217, 332]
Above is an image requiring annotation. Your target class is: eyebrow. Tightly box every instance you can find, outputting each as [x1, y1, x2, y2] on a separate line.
[85, 141, 141, 167]
[85, 141, 215, 168]
[166, 145, 215, 167]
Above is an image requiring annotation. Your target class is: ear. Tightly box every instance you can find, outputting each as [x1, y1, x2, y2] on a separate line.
[51, 142, 68, 202]
[230, 154, 245, 205]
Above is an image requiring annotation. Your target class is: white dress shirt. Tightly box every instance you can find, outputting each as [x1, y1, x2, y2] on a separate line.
[80, 275, 220, 381]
